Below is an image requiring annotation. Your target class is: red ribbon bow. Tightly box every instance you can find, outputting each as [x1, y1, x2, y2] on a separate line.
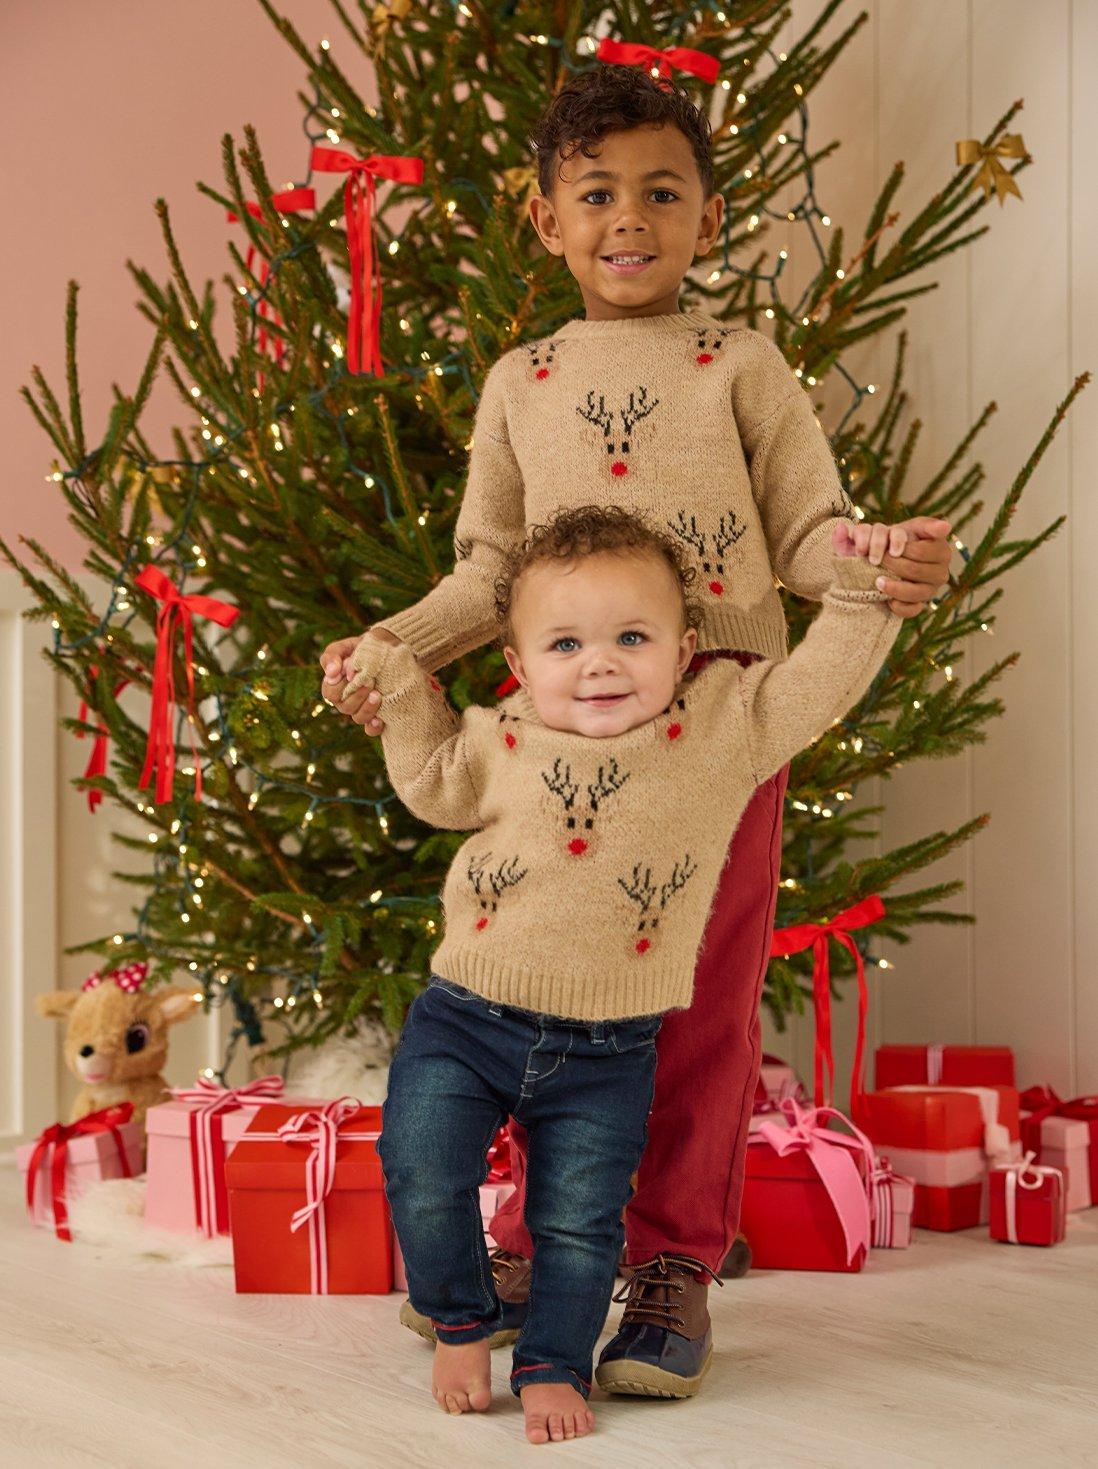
[227, 187, 316, 386]
[76, 664, 131, 812]
[485, 1123, 512, 1183]
[309, 148, 424, 376]
[770, 894, 885, 1114]
[134, 565, 240, 804]
[596, 36, 720, 86]
[25, 1103, 135, 1241]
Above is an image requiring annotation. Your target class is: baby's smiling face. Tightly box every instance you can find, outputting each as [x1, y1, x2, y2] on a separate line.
[502, 549, 697, 737]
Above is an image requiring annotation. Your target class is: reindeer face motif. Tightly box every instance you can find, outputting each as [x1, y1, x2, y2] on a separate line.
[693, 327, 737, 366]
[524, 338, 560, 381]
[466, 853, 528, 931]
[667, 509, 747, 597]
[498, 710, 522, 752]
[575, 386, 660, 477]
[618, 854, 699, 955]
[541, 756, 630, 857]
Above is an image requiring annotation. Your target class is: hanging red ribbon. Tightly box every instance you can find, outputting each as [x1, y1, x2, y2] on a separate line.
[134, 565, 240, 805]
[25, 1102, 135, 1241]
[596, 36, 720, 87]
[76, 664, 131, 812]
[309, 147, 424, 376]
[226, 187, 316, 388]
[770, 894, 885, 1115]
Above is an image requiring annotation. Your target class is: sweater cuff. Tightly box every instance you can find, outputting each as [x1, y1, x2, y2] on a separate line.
[830, 554, 887, 595]
[346, 635, 421, 698]
[373, 603, 497, 674]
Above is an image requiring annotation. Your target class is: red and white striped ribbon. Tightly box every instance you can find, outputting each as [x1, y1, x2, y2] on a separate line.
[256, 1097, 375, 1294]
[170, 1074, 285, 1236]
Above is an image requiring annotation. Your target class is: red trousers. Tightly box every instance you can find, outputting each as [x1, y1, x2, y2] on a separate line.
[487, 763, 789, 1277]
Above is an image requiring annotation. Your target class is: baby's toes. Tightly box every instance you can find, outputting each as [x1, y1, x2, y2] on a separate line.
[547, 1412, 566, 1442]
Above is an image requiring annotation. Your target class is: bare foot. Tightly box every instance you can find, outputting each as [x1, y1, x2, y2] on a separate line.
[432, 1337, 492, 1415]
[519, 1383, 595, 1444]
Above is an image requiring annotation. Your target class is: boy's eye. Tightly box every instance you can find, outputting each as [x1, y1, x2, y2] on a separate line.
[619, 631, 646, 647]
[552, 637, 579, 653]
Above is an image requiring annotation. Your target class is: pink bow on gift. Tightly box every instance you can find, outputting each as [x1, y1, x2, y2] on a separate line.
[753, 1097, 876, 1265]
[169, 1074, 286, 1237]
[999, 1150, 1062, 1244]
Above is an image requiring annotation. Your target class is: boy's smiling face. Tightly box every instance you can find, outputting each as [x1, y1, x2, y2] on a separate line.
[528, 121, 723, 320]
[502, 548, 698, 737]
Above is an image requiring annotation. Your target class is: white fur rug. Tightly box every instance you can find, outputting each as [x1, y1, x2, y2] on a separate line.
[66, 1176, 233, 1267]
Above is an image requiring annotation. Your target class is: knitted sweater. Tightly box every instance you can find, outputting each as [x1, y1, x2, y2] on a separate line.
[354, 558, 900, 1022]
[375, 310, 859, 671]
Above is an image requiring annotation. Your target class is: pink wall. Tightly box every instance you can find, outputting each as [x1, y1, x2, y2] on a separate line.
[1, 0, 369, 569]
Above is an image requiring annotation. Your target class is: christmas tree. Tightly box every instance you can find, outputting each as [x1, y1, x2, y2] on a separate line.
[2, 0, 1086, 1076]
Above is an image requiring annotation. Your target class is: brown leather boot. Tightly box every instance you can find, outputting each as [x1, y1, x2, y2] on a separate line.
[398, 1245, 531, 1348]
[595, 1252, 723, 1398]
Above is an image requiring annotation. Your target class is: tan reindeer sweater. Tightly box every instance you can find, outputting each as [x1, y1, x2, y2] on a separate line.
[353, 559, 900, 1022]
[375, 310, 859, 671]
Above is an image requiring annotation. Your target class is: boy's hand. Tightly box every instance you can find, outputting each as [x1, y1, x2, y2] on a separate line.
[319, 626, 404, 734]
[833, 515, 952, 618]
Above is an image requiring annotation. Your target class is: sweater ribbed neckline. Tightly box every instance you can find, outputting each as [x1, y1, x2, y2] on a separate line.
[554, 308, 716, 339]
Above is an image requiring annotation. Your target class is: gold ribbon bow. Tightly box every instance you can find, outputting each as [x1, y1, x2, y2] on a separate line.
[955, 133, 1027, 205]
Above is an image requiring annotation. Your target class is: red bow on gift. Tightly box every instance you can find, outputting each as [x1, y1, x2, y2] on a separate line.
[771, 894, 885, 1114]
[134, 565, 240, 805]
[25, 1103, 135, 1241]
[227, 187, 316, 388]
[76, 664, 132, 812]
[310, 147, 424, 377]
[596, 36, 720, 86]
[485, 1123, 512, 1183]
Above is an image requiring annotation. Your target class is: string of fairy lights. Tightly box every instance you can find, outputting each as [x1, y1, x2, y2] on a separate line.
[49, 7, 997, 1075]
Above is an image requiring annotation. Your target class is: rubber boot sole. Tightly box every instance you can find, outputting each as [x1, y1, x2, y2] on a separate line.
[398, 1298, 521, 1350]
[595, 1344, 713, 1399]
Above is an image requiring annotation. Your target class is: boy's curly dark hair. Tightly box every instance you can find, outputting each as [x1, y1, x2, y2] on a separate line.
[529, 64, 715, 200]
[494, 504, 703, 645]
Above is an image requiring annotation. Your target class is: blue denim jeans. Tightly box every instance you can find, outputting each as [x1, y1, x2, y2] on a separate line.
[377, 974, 662, 1399]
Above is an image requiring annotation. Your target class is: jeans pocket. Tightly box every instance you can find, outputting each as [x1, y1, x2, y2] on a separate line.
[608, 1017, 663, 1055]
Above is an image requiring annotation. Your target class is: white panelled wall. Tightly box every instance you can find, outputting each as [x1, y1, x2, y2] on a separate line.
[761, 0, 1096, 1100]
[3, 3, 1094, 1136]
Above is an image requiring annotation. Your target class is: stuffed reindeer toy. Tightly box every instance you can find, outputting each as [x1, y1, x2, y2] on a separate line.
[37, 961, 199, 1130]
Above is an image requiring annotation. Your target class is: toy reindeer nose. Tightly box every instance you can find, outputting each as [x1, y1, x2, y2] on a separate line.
[79, 1044, 95, 1058]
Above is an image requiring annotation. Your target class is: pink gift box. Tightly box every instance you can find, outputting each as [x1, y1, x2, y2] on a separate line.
[145, 1083, 326, 1236]
[17, 1116, 144, 1235]
[391, 1182, 516, 1292]
[870, 1160, 916, 1248]
[1021, 1113, 1093, 1211]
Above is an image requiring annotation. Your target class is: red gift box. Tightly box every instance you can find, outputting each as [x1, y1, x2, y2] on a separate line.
[226, 1098, 392, 1294]
[1019, 1089, 1098, 1210]
[875, 1044, 1015, 1090]
[855, 1085, 1021, 1231]
[741, 1099, 874, 1272]
[989, 1154, 1066, 1246]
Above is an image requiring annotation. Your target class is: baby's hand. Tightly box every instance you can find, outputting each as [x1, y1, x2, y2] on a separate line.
[832, 520, 908, 564]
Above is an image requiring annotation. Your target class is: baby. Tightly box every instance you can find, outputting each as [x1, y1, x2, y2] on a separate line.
[347, 503, 902, 1444]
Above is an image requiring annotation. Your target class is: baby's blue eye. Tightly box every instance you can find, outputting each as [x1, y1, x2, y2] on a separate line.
[553, 637, 579, 653]
[619, 631, 646, 647]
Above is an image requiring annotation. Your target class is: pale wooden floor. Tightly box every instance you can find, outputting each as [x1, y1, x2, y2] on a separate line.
[2, 1159, 1096, 1469]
